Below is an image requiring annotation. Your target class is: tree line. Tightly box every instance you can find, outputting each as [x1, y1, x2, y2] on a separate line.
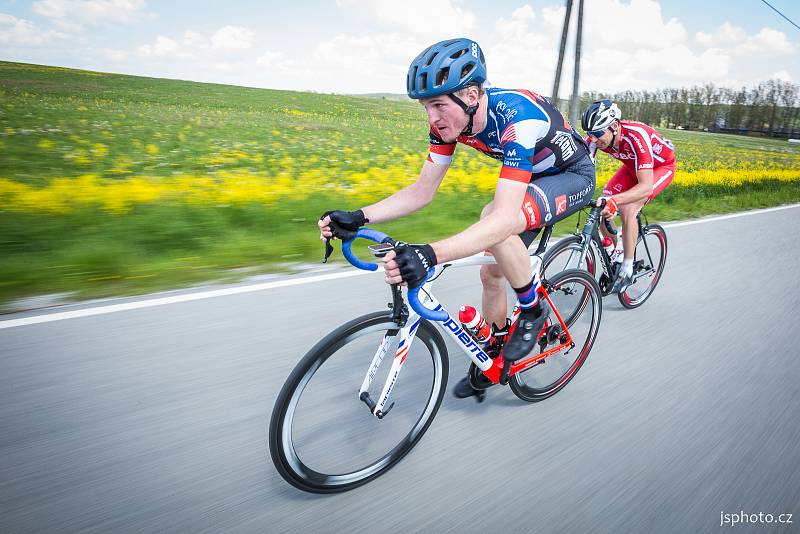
[574, 79, 800, 138]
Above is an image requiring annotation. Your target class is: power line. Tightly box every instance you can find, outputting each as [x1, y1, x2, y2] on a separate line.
[760, 0, 800, 32]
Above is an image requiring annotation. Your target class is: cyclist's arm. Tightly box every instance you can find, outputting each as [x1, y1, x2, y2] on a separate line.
[361, 159, 449, 224]
[611, 129, 654, 205]
[612, 168, 653, 205]
[429, 178, 527, 263]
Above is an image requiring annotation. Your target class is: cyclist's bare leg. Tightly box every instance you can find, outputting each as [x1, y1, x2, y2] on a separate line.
[619, 199, 646, 260]
[478, 201, 531, 328]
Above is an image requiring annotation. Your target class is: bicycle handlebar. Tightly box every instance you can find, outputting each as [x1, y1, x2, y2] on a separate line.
[589, 198, 619, 236]
[341, 229, 447, 322]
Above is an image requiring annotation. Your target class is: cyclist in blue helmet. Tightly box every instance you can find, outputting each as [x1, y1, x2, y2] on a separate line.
[320, 38, 596, 400]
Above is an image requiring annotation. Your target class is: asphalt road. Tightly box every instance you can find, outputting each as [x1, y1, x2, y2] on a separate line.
[2, 205, 799, 533]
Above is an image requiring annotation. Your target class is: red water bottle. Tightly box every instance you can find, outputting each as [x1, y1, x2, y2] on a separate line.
[458, 305, 492, 343]
[602, 236, 615, 258]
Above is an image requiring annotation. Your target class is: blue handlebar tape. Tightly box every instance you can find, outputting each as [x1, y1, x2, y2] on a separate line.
[340, 228, 391, 271]
[407, 276, 447, 322]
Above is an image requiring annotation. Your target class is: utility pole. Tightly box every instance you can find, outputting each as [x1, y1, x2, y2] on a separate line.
[569, 0, 584, 127]
[551, 0, 573, 109]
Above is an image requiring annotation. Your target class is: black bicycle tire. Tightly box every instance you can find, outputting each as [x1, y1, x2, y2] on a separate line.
[269, 311, 448, 493]
[618, 224, 668, 309]
[542, 234, 598, 279]
[509, 269, 602, 402]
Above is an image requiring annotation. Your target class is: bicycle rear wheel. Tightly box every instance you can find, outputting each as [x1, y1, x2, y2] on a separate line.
[509, 269, 602, 402]
[269, 311, 448, 493]
[619, 224, 667, 309]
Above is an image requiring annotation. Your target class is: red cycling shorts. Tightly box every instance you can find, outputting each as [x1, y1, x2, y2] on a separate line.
[602, 163, 675, 202]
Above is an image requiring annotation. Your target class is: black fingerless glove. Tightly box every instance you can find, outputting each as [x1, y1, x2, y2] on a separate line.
[320, 209, 368, 231]
[393, 243, 437, 288]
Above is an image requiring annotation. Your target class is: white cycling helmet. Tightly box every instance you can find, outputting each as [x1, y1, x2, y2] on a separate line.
[582, 99, 622, 132]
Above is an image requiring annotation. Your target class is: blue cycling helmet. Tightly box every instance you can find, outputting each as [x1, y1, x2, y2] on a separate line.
[407, 38, 487, 99]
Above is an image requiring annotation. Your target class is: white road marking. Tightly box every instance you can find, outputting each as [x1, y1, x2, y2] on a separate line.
[2, 203, 798, 329]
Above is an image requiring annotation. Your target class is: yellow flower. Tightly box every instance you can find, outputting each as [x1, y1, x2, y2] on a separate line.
[91, 143, 108, 158]
[38, 139, 55, 150]
[145, 143, 159, 155]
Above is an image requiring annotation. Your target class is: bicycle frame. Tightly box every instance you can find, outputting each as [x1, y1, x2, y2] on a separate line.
[568, 205, 657, 286]
[357, 252, 575, 418]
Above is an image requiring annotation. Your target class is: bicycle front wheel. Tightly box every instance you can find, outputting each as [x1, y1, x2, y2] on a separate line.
[510, 269, 602, 402]
[619, 224, 667, 309]
[541, 235, 598, 282]
[269, 311, 448, 493]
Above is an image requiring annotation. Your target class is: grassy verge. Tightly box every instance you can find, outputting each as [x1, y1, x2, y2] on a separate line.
[2, 180, 797, 310]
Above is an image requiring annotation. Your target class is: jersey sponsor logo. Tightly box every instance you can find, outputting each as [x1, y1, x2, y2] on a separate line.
[504, 160, 520, 167]
[614, 152, 636, 160]
[553, 130, 577, 160]
[522, 199, 537, 226]
[507, 148, 517, 157]
[629, 134, 645, 153]
[555, 194, 567, 216]
[545, 213, 552, 222]
[653, 143, 663, 155]
[567, 185, 593, 207]
[503, 108, 518, 121]
[639, 163, 654, 169]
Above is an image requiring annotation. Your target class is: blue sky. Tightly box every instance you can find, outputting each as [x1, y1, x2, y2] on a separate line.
[1, 0, 798, 95]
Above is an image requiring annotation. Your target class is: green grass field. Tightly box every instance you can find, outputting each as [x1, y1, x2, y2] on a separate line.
[1, 60, 799, 310]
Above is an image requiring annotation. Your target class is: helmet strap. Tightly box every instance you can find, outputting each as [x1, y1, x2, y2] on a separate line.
[610, 122, 620, 150]
[448, 93, 479, 137]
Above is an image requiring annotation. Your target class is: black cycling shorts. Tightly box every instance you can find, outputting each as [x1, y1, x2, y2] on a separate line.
[519, 153, 596, 248]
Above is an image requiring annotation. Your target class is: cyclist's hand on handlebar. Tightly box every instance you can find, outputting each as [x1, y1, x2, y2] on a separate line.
[318, 209, 368, 241]
[599, 196, 618, 220]
[381, 243, 437, 287]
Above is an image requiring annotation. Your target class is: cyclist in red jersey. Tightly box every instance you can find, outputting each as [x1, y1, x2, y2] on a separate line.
[582, 100, 676, 293]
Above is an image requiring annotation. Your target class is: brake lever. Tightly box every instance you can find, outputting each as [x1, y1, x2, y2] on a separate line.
[322, 238, 334, 263]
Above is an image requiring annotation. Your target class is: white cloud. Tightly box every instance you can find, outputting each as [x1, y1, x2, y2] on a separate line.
[311, 33, 425, 93]
[583, 0, 688, 50]
[137, 26, 258, 60]
[138, 35, 183, 58]
[210, 25, 256, 51]
[0, 12, 61, 45]
[32, 0, 154, 30]
[736, 27, 794, 55]
[695, 22, 747, 47]
[336, 0, 476, 37]
[256, 51, 293, 72]
[771, 70, 792, 82]
[696, 22, 794, 56]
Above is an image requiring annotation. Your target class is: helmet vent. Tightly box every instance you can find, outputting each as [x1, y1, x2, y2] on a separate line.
[435, 67, 450, 87]
[419, 72, 428, 91]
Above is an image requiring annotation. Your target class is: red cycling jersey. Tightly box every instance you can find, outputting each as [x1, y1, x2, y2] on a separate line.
[586, 120, 675, 172]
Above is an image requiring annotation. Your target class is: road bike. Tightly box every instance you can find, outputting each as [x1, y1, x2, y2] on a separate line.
[541, 199, 667, 309]
[269, 227, 602, 493]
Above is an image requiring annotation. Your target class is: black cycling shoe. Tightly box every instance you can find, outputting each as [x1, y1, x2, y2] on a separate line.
[502, 301, 551, 362]
[453, 375, 484, 399]
[611, 270, 634, 294]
